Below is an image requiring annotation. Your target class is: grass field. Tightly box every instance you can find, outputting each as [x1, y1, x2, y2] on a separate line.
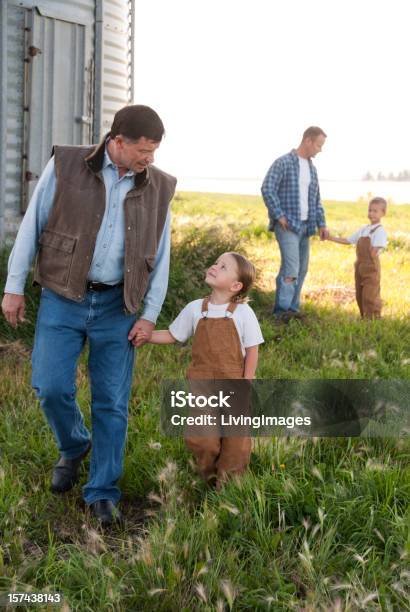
[1, 193, 409, 611]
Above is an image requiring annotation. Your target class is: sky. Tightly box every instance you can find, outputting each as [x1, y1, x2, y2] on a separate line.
[134, 0, 410, 181]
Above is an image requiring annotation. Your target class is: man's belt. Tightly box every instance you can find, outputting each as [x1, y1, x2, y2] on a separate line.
[86, 281, 124, 292]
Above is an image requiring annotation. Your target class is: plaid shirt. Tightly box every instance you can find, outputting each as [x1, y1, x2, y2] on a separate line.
[261, 149, 326, 236]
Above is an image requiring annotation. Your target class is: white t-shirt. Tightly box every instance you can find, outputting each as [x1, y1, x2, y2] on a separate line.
[169, 299, 264, 356]
[348, 224, 388, 251]
[298, 156, 311, 221]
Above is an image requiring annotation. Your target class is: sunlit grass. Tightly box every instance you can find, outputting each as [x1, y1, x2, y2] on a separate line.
[1, 193, 409, 610]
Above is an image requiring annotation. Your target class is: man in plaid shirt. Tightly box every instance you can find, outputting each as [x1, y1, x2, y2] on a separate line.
[261, 126, 329, 320]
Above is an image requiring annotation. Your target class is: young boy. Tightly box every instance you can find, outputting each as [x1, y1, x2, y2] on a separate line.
[327, 197, 388, 318]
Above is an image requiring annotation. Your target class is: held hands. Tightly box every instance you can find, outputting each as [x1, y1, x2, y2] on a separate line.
[135, 330, 150, 343]
[128, 318, 155, 347]
[1, 293, 26, 328]
[278, 218, 329, 241]
[319, 227, 330, 241]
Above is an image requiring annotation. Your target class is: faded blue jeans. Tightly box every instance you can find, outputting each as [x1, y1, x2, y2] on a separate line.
[273, 221, 310, 315]
[31, 286, 136, 505]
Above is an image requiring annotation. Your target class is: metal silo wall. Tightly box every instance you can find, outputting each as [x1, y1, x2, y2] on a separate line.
[2, 3, 26, 239]
[0, 0, 97, 241]
[0, 0, 135, 242]
[95, 0, 134, 140]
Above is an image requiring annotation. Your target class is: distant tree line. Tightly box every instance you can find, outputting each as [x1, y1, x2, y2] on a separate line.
[362, 169, 410, 181]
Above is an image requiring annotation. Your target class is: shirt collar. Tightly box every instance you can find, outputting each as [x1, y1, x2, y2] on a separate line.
[290, 149, 313, 166]
[103, 139, 135, 177]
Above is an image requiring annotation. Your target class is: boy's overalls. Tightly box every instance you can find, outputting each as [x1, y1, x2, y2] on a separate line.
[185, 297, 252, 487]
[354, 225, 382, 318]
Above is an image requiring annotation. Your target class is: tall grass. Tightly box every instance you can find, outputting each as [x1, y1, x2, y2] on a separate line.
[1, 194, 409, 610]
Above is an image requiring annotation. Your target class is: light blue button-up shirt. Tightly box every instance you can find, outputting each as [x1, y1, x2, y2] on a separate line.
[5, 146, 171, 323]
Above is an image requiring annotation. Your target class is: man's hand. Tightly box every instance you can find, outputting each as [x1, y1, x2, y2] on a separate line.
[278, 216, 290, 231]
[319, 227, 329, 241]
[128, 318, 155, 347]
[1, 293, 26, 328]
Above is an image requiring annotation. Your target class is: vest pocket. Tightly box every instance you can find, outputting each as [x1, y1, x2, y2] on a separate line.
[38, 230, 76, 286]
[132, 255, 156, 298]
[145, 255, 155, 273]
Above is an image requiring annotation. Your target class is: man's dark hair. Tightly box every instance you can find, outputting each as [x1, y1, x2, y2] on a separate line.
[110, 105, 165, 142]
[302, 126, 327, 141]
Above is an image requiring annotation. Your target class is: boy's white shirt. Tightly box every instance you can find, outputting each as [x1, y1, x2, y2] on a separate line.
[347, 223, 388, 250]
[169, 299, 264, 356]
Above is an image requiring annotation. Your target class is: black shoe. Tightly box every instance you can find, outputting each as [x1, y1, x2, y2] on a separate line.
[50, 442, 91, 494]
[89, 500, 124, 527]
[273, 311, 293, 324]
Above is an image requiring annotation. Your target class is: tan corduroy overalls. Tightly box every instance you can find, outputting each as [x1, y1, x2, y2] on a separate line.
[354, 225, 382, 319]
[185, 297, 252, 486]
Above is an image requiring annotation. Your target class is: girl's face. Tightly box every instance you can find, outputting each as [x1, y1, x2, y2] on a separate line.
[205, 253, 243, 294]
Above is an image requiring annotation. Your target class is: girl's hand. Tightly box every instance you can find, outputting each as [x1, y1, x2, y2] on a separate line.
[128, 319, 155, 347]
[135, 330, 149, 342]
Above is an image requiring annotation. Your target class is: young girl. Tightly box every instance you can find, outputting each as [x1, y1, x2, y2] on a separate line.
[136, 252, 264, 488]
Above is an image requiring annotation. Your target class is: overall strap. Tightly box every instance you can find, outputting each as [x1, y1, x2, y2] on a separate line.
[201, 297, 210, 318]
[225, 302, 238, 318]
[201, 298, 238, 318]
[369, 224, 381, 235]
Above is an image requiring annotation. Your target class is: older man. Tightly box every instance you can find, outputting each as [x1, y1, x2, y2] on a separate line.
[1, 105, 176, 526]
[261, 126, 328, 320]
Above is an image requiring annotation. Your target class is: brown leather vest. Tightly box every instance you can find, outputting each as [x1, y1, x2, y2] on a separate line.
[33, 137, 176, 314]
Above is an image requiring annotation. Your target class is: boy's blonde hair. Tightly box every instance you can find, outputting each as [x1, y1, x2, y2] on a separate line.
[369, 197, 387, 212]
[228, 252, 256, 303]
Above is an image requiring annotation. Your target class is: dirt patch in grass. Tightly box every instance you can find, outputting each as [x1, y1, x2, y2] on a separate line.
[118, 496, 152, 532]
[0, 340, 31, 360]
[305, 284, 356, 304]
[22, 494, 152, 551]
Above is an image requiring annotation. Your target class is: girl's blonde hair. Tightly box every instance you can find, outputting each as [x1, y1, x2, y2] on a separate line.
[228, 252, 256, 303]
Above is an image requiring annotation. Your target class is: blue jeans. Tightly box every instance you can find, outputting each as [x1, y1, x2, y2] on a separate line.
[273, 221, 310, 315]
[31, 286, 136, 505]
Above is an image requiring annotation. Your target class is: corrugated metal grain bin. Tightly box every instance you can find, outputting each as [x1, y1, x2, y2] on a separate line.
[0, 0, 134, 244]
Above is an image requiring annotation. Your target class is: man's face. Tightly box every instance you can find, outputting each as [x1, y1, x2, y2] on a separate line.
[115, 136, 161, 173]
[306, 134, 326, 158]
